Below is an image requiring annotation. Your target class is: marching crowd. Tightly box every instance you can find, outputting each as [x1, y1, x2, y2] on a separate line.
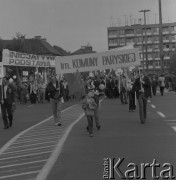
[0, 71, 168, 136]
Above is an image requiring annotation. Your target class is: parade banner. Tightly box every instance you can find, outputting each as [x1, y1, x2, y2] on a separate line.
[2, 49, 56, 67]
[55, 48, 140, 74]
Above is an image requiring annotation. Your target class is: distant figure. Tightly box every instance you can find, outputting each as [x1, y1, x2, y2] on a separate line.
[0, 76, 16, 129]
[158, 74, 165, 96]
[151, 76, 158, 96]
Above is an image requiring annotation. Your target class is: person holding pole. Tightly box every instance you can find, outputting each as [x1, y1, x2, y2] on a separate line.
[132, 72, 151, 124]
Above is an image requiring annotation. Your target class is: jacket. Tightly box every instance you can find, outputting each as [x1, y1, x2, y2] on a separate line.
[47, 81, 64, 100]
[132, 76, 151, 99]
[0, 84, 16, 104]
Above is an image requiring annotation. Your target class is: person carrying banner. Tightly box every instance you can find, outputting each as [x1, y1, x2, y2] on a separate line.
[132, 72, 151, 124]
[0, 76, 16, 129]
[47, 76, 64, 126]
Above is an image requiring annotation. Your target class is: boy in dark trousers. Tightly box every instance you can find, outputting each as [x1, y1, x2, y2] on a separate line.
[82, 90, 97, 137]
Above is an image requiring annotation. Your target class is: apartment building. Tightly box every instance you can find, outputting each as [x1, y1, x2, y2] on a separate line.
[107, 22, 176, 73]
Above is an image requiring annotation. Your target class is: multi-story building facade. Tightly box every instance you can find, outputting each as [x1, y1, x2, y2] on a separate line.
[107, 22, 176, 73]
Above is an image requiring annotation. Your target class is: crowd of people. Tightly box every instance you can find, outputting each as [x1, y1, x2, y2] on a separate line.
[0, 71, 170, 134]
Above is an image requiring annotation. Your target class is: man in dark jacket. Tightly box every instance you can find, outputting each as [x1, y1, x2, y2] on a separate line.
[47, 76, 64, 126]
[132, 72, 151, 124]
[0, 76, 16, 129]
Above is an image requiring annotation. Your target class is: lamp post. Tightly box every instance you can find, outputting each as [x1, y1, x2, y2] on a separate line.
[139, 9, 151, 73]
[158, 0, 164, 73]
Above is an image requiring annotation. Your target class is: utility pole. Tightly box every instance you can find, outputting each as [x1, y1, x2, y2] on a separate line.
[139, 9, 151, 73]
[159, 0, 164, 73]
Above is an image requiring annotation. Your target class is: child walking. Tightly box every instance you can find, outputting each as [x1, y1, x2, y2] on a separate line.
[82, 90, 97, 137]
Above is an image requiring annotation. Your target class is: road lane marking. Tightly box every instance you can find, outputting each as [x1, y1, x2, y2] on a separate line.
[2, 145, 56, 155]
[0, 171, 40, 179]
[0, 151, 53, 161]
[151, 104, 156, 109]
[157, 111, 166, 118]
[0, 160, 47, 169]
[7, 140, 58, 150]
[0, 104, 78, 155]
[36, 113, 85, 180]
[164, 120, 176, 121]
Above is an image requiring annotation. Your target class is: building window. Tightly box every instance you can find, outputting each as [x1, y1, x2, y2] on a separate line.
[136, 29, 142, 34]
[125, 29, 134, 34]
[109, 39, 117, 44]
[153, 27, 159, 33]
[154, 44, 159, 49]
[146, 28, 151, 34]
[109, 31, 117, 36]
[147, 36, 152, 41]
[153, 36, 159, 41]
[162, 27, 169, 32]
[171, 35, 176, 40]
[126, 38, 134, 43]
[136, 37, 142, 42]
[120, 30, 124, 35]
[148, 44, 153, 49]
[163, 35, 169, 40]
[170, 26, 174, 32]
[119, 38, 125, 44]
[163, 43, 169, 49]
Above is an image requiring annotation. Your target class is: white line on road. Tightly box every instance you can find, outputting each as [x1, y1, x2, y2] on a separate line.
[0, 159, 47, 169]
[35, 113, 85, 180]
[164, 120, 176, 121]
[0, 104, 78, 155]
[0, 171, 40, 179]
[151, 104, 156, 109]
[2, 145, 56, 155]
[0, 151, 52, 161]
[157, 111, 166, 118]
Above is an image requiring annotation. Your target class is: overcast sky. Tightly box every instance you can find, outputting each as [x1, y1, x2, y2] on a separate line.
[0, 0, 176, 53]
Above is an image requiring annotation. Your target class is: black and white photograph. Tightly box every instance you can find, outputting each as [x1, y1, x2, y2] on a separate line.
[0, 0, 176, 179]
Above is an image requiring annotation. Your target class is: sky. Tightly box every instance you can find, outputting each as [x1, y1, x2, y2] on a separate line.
[0, 0, 176, 53]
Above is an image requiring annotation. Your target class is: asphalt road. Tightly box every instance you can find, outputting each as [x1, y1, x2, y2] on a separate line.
[47, 91, 176, 180]
[0, 91, 176, 180]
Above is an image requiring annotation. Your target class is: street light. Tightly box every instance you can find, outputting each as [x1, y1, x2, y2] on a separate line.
[158, 0, 164, 73]
[139, 9, 151, 73]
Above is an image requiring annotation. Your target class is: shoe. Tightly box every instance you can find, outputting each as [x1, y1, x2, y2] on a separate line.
[97, 126, 101, 130]
[3, 126, 9, 129]
[58, 122, 62, 126]
[89, 134, 94, 137]
[129, 110, 132, 112]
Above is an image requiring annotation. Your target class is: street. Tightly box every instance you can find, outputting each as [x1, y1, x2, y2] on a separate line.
[0, 91, 176, 180]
